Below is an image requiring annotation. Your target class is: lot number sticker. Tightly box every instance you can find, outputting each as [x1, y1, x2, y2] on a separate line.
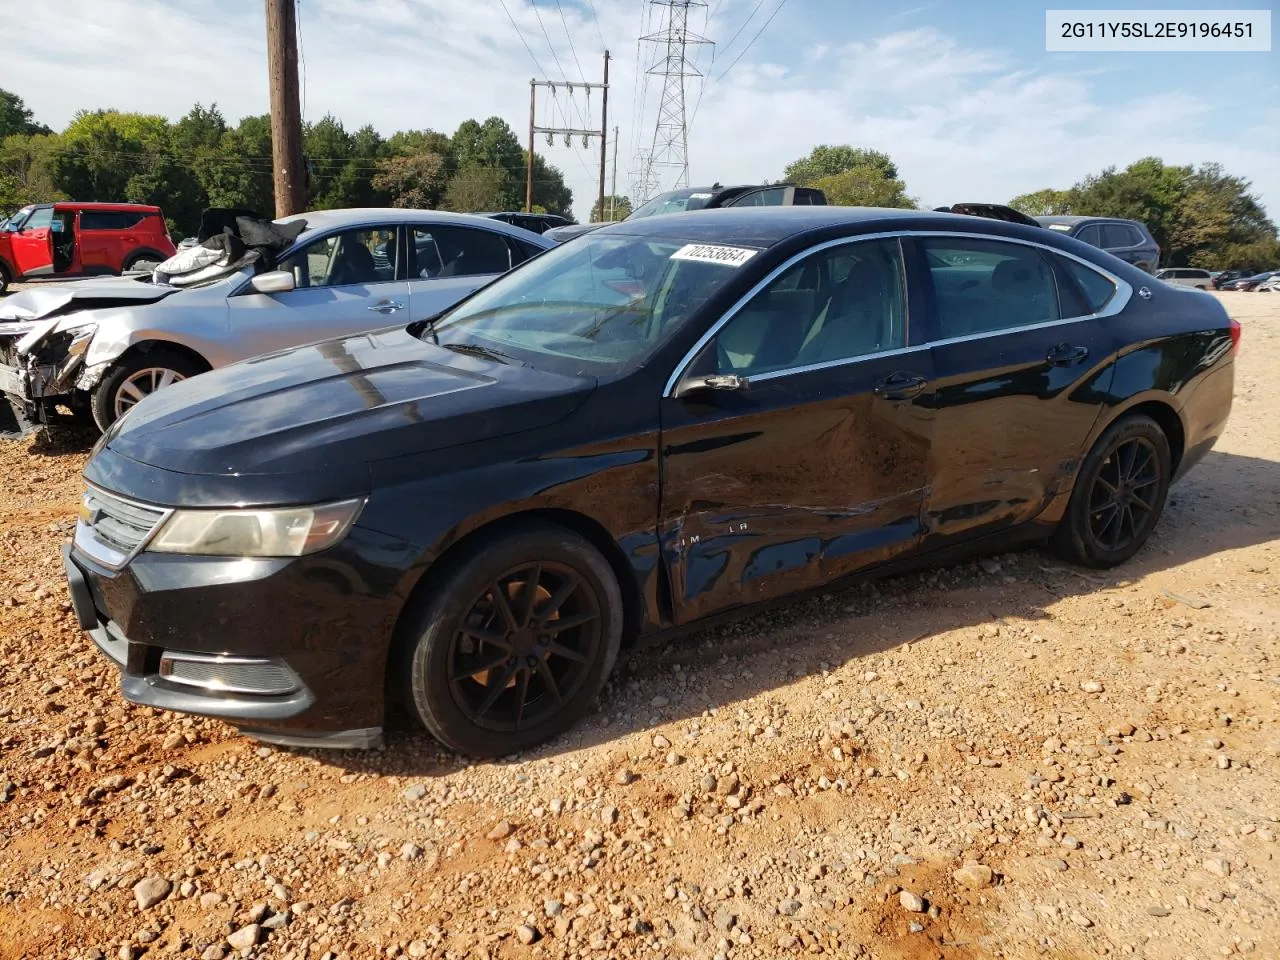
[670, 244, 759, 267]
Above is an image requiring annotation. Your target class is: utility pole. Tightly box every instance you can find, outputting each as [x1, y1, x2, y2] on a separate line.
[598, 51, 609, 228]
[609, 125, 619, 220]
[265, 0, 306, 217]
[525, 61, 610, 221]
[526, 80, 536, 213]
[637, 0, 712, 200]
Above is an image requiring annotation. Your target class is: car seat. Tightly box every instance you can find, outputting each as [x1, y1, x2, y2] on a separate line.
[794, 255, 895, 364]
[329, 239, 378, 286]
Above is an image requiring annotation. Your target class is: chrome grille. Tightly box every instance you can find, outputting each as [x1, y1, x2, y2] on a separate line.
[159, 654, 300, 696]
[75, 485, 169, 568]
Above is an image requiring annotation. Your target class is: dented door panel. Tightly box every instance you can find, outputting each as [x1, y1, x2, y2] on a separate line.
[659, 355, 934, 624]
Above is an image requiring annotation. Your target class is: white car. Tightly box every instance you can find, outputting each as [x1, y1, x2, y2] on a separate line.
[0, 209, 552, 432]
[1155, 267, 1213, 290]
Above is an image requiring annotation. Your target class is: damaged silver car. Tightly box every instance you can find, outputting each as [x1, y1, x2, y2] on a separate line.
[0, 208, 553, 435]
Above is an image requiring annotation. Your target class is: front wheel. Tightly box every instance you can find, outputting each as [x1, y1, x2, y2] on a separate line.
[399, 522, 623, 758]
[1051, 414, 1172, 568]
[91, 348, 206, 431]
[125, 253, 164, 273]
[0, 262, 11, 295]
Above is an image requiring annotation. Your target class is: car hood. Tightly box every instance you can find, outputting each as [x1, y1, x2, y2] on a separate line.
[0, 276, 181, 353]
[97, 326, 596, 481]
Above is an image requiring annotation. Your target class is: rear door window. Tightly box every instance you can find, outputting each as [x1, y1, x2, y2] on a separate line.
[411, 225, 513, 278]
[1075, 224, 1103, 247]
[922, 236, 1060, 338]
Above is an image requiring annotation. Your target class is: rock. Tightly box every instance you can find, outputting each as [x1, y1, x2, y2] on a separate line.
[1061, 835, 1082, 850]
[1204, 737, 1223, 749]
[778, 899, 801, 916]
[713, 906, 736, 932]
[132, 876, 172, 910]
[261, 912, 288, 931]
[908, 921, 924, 933]
[701, 774, 718, 793]
[201, 946, 226, 960]
[1216, 754, 1231, 770]
[601, 805, 619, 824]
[199, 892, 224, 910]
[652, 735, 671, 749]
[1080, 681, 1104, 694]
[1070, 912, 1094, 928]
[651, 696, 669, 708]
[1204, 857, 1231, 878]
[516, 924, 540, 945]
[1106, 722, 1136, 737]
[226, 925, 260, 951]
[616, 769, 637, 785]
[544, 899, 563, 917]
[953, 862, 994, 889]
[406, 942, 429, 959]
[899, 891, 926, 913]
[1146, 906, 1172, 917]
[1041, 859, 1069, 873]
[486, 821, 514, 840]
[400, 842, 422, 861]
[402, 784, 426, 802]
[161, 732, 185, 751]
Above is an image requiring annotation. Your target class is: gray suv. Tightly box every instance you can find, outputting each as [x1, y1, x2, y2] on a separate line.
[1036, 216, 1160, 273]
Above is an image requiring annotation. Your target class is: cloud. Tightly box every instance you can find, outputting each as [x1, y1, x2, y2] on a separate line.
[7, 1, 1278, 220]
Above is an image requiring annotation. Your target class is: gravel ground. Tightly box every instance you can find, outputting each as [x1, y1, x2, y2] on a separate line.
[0, 293, 1276, 960]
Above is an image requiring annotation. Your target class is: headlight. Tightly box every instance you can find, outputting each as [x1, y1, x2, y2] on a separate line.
[147, 498, 365, 557]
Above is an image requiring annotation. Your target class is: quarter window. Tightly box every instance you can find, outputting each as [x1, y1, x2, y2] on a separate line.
[922, 236, 1059, 338]
[727, 187, 789, 208]
[411, 226, 512, 278]
[1054, 254, 1117, 315]
[1102, 223, 1139, 248]
[715, 238, 906, 376]
[278, 226, 399, 288]
[1075, 224, 1103, 247]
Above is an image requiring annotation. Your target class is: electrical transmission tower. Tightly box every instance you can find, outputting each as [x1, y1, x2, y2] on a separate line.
[636, 0, 711, 201]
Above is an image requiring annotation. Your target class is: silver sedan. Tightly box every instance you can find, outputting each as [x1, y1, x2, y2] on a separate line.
[0, 209, 552, 431]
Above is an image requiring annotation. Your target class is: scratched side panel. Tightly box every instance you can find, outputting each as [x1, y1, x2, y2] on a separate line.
[658, 356, 934, 625]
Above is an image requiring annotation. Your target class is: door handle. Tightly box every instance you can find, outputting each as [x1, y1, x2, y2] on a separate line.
[873, 372, 928, 400]
[1046, 342, 1089, 366]
[368, 299, 404, 314]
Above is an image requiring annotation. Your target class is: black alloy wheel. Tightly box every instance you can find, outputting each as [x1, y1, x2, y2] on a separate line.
[448, 562, 602, 732]
[400, 521, 622, 757]
[1053, 414, 1171, 568]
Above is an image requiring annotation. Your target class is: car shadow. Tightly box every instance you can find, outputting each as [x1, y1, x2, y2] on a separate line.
[308, 447, 1280, 777]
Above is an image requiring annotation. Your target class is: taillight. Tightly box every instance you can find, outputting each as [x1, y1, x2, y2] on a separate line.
[1228, 317, 1241, 352]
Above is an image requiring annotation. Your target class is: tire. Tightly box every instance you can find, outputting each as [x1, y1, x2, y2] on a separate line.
[0, 261, 10, 295]
[400, 521, 623, 758]
[125, 252, 164, 272]
[1051, 414, 1172, 568]
[91, 348, 206, 431]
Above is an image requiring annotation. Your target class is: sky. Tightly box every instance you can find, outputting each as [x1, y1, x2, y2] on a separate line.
[8, 0, 1278, 222]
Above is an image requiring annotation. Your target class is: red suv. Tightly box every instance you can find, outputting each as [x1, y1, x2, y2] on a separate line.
[0, 202, 176, 293]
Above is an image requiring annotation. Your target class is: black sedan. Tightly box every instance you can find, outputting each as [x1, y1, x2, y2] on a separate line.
[1220, 270, 1276, 291]
[64, 207, 1238, 757]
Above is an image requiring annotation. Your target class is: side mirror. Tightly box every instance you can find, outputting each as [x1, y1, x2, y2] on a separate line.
[673, 372, 749, 400]
[248, 270, 295, 294]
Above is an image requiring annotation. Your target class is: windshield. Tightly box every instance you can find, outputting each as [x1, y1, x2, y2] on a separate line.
[627, 189, 716, 220]
[429, 233, 756, 375]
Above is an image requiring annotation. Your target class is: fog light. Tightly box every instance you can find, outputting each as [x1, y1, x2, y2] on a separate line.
[158, 652, 300, 696]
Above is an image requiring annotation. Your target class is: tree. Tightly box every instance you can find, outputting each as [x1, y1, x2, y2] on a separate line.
[784, 145, 898, 186]
[1070, 156, 1189, 257]
[452, 118, 525, 209]
[0, 89, 50, 139]
[591, 194, 632, 222]
[442, 164, 510, 212]
[201, 114, 275, 216]
[1009, 188, 1074, 216]
[528, 152, 573, 216]
[811, 167, 914, 209]
[372, 152, 448, 209]
[0, 133, 63, 209]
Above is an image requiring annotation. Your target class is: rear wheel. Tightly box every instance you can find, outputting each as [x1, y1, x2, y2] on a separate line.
[400, 522, 622, 758]
[125, 252, 165, 273]
[1051, 414, 1171, 568]
[91, 348, 205, 430]
[0, 261, 11, 295]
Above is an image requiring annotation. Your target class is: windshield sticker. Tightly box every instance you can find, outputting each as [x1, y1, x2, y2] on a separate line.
[1046, 223, 1073, 231]
[689, 193, 713, 199]
[670, 243, 758, 267]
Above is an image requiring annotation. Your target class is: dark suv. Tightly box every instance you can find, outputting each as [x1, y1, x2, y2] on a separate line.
[482, 212, 573, 235]
[1035, 216, 1160, 273]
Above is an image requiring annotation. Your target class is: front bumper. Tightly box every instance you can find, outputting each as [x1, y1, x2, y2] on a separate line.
[63, 523, 414, 749]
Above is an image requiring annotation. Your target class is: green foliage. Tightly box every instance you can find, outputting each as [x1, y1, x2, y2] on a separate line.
[1009, 188, 1074, 216]
[784, 146, 898, 185]
[591, 194, 632, 222]
[1014, 157, 1278, 268]
[811, 168, 914, 209]
[0, 88, 50, 139]
[0, 91, 570, 230]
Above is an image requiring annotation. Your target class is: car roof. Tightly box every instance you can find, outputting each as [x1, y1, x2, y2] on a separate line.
[594, 204, 1038, 247]
[275, 208, 554, 244]
[1035, 215, 1135, 226]
[52, 201, 164, 212]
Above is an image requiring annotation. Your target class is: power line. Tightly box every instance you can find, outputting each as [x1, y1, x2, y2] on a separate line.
[709, 0, 788, 86]
[584, 0, 607, 49]
[497, 0, 548, 76]
[530, 1, 573, 83]
[555, 0, 588, 84]
[715, 0, 765, 61]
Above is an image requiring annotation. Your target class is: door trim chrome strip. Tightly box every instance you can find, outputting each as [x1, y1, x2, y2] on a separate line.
[662, 229, 1132, 397]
